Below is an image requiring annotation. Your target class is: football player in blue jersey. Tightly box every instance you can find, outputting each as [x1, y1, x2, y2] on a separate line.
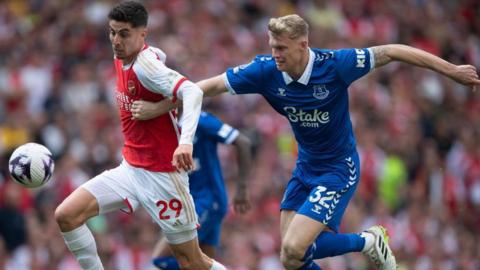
[190, 14, 480, 270]
[131, 103, 252, 269]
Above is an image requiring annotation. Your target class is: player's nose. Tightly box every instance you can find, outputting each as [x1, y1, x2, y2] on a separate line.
[272, 48, 280, 58]
[111, 35, 121, 45]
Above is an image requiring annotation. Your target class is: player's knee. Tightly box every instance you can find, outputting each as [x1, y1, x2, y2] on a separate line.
[281, 241, 305, 260]
[281, 241, 305, 268]
[54, 203, 86, 231]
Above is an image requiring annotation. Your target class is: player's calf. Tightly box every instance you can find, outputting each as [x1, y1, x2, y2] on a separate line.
[168, 233, 226, 270]
[60, 224, 104, 270]
[56, 188, 105, 270]
[172, 255, 214, 270]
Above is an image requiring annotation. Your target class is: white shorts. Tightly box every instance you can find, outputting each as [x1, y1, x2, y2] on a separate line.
[81, 160, 198, 236]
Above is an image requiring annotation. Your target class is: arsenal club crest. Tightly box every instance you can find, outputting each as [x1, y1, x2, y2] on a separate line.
[127, 80, 137, 95]
[313, 85, 329, 100]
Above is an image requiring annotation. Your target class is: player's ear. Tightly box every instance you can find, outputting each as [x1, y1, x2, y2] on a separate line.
[300, 39, 308, 50]
[141, 27, 148, 39]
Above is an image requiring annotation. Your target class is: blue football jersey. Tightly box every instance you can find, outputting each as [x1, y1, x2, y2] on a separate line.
[224, 48, 373, 168]
[189, 112, 239, 216]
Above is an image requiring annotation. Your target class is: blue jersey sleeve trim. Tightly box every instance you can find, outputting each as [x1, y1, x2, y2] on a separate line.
[222, 72, 236, 94]
[367, 48, 375, 70]
[225, 129, 239, 144]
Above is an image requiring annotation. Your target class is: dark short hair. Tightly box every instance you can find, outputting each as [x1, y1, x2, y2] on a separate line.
[108, 1, 148, 28]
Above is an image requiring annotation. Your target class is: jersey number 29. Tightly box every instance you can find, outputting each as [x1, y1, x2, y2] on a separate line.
[156, 199, 183, 220]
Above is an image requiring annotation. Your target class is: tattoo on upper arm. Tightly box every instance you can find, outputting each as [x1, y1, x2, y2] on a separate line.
[371, 46, 392, 68]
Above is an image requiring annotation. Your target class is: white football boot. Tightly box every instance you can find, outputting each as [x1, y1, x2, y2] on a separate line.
[363, 225, 397, 270]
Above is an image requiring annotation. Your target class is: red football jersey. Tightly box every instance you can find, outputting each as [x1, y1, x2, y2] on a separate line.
[113, 45, 186, 172]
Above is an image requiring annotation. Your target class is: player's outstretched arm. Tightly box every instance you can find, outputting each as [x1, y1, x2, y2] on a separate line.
[231, 132, 252, 214]
[197, 75, 228, 97]
[135, 74, 229, 106]
[370, 44, 480, 87]
[131, 99, 181, 121]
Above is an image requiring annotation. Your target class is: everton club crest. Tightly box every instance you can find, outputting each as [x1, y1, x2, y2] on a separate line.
[127, 80, 137, 95]
[313, 85, 329, 100]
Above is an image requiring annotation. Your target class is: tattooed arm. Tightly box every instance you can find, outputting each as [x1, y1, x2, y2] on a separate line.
[370, 44, 480, 86]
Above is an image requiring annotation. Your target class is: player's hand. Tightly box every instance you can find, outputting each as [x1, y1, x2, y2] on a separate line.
[233, 185, 251, 214]
[172, 144, 194, 172]
[450, 65, 480, 90]
[131, 100, 160, 120]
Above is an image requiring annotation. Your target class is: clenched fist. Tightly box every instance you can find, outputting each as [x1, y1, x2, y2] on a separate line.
[450, 65, 480, 90]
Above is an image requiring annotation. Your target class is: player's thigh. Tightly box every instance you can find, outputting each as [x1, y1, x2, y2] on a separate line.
[55, 186, 99, 229]
[298, 158, 360, 232]
[56, 162, 140, 228]
[81, 162, 140, 215]
[280, 210, 296, 239]
[283, 213, 326, 253]
[134, 170, 198, 235]
[280, 173, 310, 212]
[280, 173, 310, 238]
[55, 162, 140, 231]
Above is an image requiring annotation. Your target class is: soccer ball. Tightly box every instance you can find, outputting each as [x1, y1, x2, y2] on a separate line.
[8, 143, 55, 188]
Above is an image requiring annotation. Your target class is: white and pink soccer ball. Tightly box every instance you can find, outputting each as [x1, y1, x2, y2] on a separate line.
[8, 143, 54, 188]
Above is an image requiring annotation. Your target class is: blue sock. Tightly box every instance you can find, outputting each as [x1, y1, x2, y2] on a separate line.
[304, 231, 365, 261]
[152, 256, 180, 270]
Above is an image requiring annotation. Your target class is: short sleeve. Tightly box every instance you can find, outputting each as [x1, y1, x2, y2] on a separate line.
[224, 56, 266, 95]
[133, 50, 187, 100]
[198, 112, 239, 144]
[334, 48, 374, 85]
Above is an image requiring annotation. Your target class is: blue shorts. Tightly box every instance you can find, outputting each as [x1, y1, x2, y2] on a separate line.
[280, 152, 360, 232]
[194, 199, 226, 247]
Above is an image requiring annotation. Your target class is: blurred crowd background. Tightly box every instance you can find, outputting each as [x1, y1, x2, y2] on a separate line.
[0, 0, 479, 269]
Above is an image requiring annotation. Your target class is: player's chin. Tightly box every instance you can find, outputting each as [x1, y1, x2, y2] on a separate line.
[275, 63, 286, 71]
[113, 51, 125, 59]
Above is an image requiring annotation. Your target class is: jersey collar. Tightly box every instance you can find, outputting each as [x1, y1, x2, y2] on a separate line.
[282, 48, 315, 85]
[122, 43, 149, 70]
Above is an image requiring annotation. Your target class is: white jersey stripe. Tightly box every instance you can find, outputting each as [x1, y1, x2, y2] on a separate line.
[169, 173, 193, 222]
[134, 47, 185, 97]
[137, 53, 156, 75]
[222, 72, 236, 94]
[170, 173, 196, 222]
[225, 129, 239, 145]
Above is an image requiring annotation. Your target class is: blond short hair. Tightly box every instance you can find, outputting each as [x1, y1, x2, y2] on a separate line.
[268, 14, 309, 39]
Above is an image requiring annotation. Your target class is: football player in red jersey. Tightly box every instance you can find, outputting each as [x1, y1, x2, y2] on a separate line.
[54, 2, 226, 270]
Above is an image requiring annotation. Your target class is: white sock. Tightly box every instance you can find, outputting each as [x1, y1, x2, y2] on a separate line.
[61, 224, 104, 270]
[360, 232, 375, 252]
[210, 260, 227, 270]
